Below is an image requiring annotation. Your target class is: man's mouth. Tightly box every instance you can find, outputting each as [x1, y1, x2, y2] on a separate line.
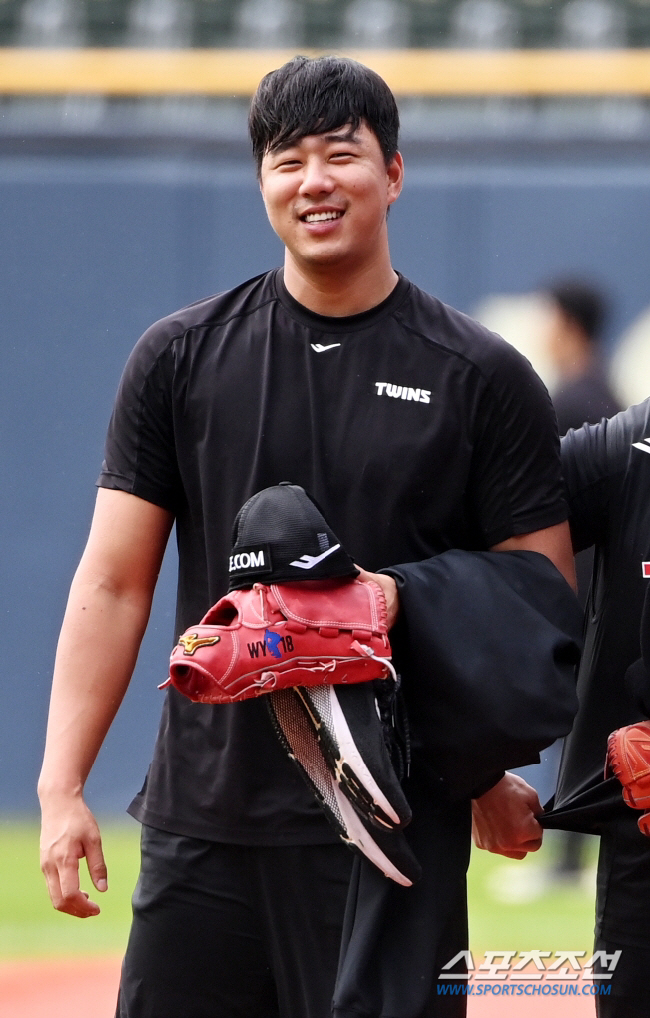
[301, 210, 344, 223]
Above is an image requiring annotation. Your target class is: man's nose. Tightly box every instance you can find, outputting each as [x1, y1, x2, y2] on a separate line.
[298, 157, 335, 196]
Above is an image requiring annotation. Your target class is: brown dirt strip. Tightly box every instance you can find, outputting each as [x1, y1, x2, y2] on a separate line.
[0, 956, 121, 1018]
[0, 957, 598, 1017]
[467, 984, 597, 1016]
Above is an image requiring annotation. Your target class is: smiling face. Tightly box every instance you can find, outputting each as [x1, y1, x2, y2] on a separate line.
[259, 122, 403, 278]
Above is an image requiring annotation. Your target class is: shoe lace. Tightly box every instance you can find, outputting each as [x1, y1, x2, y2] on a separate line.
[373, 674, 411, 782]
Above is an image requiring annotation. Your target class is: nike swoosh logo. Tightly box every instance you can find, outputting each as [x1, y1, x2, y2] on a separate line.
[311, 343, 341, 353]
[290, 544, 341, 569]
[633, 438, 650, 455]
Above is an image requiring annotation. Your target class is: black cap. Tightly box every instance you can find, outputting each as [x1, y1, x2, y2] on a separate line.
[227, 483, 359, 591]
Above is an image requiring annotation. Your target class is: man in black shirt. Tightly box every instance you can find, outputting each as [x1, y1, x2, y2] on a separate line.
[38, 56, 574, 1018]
[554, 400, 650, 1017]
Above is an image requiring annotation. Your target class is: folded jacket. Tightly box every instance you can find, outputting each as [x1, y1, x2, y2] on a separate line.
[383, 548, 583, 800]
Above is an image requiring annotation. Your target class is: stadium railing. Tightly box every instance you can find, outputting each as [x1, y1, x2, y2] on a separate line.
[0, 47, 649, 96]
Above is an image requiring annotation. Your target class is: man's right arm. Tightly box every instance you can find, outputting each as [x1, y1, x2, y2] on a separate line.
[38, 487, 173, 918]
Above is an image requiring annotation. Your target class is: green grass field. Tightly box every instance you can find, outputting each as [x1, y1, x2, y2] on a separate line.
[0, 819, 141, 958]
[468, 832, 598, 958]
[0, 818, 598, 961]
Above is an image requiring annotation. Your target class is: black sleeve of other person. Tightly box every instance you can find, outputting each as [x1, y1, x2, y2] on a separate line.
[547, 398, 650, 830]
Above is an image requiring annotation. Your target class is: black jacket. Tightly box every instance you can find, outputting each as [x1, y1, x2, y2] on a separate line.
[385, 548, 582, 801]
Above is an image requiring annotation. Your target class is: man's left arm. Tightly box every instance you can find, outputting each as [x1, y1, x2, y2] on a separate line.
[469, 514, 577, 856]
[491, 520, 576, 592]
[374, 343, 578, 856]
[466, 336, 579, 855]
[362, 519, 575, 623]
[363, 522, 575, 858]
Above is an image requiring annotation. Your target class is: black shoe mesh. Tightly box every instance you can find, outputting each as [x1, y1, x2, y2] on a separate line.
[267, 685, 422, 885]
[267, 688, 348, 841]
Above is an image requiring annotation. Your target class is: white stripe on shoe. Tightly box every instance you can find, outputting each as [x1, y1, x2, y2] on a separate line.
[308, 685, 402, 827]
[331, 782, 413, 887]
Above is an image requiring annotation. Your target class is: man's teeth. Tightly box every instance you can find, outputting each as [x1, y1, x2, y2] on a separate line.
[304, 211, 343, 223]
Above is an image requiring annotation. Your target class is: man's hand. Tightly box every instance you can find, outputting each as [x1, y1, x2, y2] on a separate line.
[355, 567, 399, 629]
[472, 772, 543, 860]
[39, 793, 107, 918]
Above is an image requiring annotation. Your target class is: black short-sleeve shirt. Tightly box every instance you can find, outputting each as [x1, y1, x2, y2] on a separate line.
[556, 399, 650, 808]
[99, 269, 567, 844]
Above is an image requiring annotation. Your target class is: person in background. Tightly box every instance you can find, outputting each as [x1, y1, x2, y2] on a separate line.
[545, 279, 621, 437]
[544, 279, 622, 883]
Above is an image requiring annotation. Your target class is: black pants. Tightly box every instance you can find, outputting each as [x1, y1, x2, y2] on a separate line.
[116, 817, 469, 1018]
[116, 827, 353, 1018]
[594, 938, 649, 1018]
[594, 817, 650, 1017]
[333, 789, 470, 1018]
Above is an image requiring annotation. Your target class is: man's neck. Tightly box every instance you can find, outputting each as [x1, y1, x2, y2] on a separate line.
[282, 255, 399, 318]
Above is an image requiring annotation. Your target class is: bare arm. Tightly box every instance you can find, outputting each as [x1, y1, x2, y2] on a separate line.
[359, 520, 575, 629]
[491, 520, 576, 592]
[38, 488, 173, 917]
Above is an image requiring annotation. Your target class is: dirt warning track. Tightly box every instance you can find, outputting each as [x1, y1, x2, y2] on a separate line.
[0, 957, 597, 1017]
[0, 957, 121, 1017]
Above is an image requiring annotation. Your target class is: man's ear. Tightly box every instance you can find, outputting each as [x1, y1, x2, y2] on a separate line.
[387, 151, 404, 206]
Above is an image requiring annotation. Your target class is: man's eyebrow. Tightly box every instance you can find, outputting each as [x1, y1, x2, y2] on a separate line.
[269, 139, 301, 155]
[323, 129, 361, 143]
[270, 128, 361, 155]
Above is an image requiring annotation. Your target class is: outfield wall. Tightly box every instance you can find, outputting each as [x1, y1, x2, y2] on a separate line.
[2, 138, 650, 812]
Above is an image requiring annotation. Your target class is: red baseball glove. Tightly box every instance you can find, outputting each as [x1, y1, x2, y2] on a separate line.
[161, 578, 393, 705]
[606, 721, 650, 836]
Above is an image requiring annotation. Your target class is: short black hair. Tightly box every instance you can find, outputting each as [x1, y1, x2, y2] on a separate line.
[547, 279, 608, 342]
[249, 55, 400, 175]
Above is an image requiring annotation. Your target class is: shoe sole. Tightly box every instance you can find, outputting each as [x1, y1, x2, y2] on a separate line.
[332, 780, 414, 886]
